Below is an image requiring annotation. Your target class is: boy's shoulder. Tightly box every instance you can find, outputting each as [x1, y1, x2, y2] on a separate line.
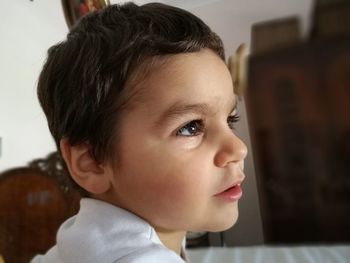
[31, 198, 185, 263]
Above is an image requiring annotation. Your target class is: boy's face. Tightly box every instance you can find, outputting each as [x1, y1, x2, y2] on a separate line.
[105, 49, 247, 232]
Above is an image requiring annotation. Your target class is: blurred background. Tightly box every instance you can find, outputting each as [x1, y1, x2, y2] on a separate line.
[1, 0, 349, 254]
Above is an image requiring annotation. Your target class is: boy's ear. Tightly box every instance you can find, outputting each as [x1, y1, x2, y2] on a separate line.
[59, 138, 111, 195]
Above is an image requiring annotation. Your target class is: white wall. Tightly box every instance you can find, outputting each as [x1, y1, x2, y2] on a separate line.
[0, 0, 313, 246]
[0, 1, 68, 171]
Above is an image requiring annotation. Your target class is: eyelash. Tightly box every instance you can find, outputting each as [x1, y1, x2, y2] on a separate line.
[227, 114, 240, 130]
[176, 114, 240, 137]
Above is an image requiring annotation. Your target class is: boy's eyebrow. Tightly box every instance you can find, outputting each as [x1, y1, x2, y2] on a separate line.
[154, 99, 237, 127]
[155, 102, 210, 128]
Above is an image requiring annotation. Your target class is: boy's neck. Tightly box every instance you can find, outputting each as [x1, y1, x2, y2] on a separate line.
[154, 228, 186, 256]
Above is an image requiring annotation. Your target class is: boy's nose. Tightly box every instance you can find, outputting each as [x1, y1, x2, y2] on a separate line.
[214, 130, 248, 168]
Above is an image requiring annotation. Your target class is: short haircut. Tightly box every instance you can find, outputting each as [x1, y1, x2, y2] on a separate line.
[37, 2, 225, 195]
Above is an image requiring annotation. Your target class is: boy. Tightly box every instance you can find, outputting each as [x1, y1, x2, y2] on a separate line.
[32, 2, 247, 262]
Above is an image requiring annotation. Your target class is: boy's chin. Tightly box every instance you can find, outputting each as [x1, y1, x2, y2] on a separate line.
[213, 215, 239, 232]
[196, 213, 239, 233]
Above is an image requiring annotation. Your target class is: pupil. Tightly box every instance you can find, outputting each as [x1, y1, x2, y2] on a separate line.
[189, 123, 197, 132]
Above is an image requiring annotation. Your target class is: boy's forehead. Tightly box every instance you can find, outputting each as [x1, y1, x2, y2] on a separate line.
[124, 55, 170, 104]
[121, 51, 236, 117]
[127, 50, 232, 106]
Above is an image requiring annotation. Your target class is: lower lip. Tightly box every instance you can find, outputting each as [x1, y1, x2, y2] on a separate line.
[214, 185, 242, 202]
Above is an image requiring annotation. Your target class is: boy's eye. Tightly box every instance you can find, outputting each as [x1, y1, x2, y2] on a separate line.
[227, 114, 240, 130]
[176, 120, 204, 137]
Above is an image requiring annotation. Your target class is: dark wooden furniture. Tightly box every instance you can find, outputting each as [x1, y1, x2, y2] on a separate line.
[246, 0, 350, 244]
[0, 153, 81, 263]
[246, 32, 350, 243]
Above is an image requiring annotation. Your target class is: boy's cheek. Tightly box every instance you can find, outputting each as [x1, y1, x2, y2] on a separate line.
[149, 167, 211, 205]
[126, 141, 214, 200]
[142, 180, 208, 225]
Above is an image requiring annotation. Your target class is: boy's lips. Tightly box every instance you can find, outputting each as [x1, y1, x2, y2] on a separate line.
[214, 177, 244, 202]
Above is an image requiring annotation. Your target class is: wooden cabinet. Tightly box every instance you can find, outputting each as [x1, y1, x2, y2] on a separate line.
[245, 35, 350, 243]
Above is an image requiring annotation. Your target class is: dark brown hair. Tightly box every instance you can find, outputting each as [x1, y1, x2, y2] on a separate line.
[37, 2, 225, 195]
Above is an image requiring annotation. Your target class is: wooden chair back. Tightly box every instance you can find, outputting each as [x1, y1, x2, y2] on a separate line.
[0, 153, 81, 263]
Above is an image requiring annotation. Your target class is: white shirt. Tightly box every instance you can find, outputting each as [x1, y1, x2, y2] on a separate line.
[31, 198, 187, 263]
